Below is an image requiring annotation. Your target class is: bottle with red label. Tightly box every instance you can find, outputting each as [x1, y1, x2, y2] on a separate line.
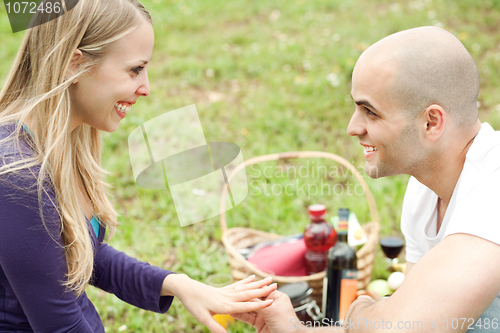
[303, 204, 337, 275]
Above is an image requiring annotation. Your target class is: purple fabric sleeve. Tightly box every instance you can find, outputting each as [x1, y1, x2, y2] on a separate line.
[0, 160, 96, 332]
[0, 124, 175, 331]
[91, 242, 174, 313]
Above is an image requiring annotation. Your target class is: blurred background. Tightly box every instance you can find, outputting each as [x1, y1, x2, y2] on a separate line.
[1, 0, 500, 331]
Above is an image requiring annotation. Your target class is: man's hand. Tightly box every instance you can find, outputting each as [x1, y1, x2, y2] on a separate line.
[231, 290, 299, 333]
[344, 295, 376, 333]
[162, 274, 277, 333]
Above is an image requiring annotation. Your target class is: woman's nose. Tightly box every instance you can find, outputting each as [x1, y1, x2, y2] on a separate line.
[136, 71, 150, 97]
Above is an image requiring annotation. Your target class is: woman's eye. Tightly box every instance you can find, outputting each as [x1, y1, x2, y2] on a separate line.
[132, 66, 145, 75]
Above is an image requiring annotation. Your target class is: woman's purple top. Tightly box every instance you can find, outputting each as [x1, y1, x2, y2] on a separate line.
[0, 123, 175, 332]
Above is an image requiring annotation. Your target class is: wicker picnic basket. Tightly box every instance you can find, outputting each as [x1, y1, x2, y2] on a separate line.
[219, 151, 380, 307]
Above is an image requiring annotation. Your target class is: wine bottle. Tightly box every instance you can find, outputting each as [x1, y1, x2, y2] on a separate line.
[303, 204, 337, 274]
[324, 208, 358, 324]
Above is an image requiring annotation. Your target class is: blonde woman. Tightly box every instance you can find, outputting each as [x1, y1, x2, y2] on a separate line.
[0, 1, 276, 332]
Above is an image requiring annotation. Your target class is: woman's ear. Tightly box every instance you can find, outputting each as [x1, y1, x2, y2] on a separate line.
[67, 49, 83, 84]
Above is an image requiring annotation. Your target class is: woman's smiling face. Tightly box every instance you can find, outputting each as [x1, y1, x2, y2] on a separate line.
[69, 21, 154, 132]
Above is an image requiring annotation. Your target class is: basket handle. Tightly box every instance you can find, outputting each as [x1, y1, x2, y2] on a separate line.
[219, 151, 379, 233]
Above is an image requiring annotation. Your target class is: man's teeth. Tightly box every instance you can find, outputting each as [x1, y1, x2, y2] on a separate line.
[114, 103, 131, 113]
[364, 146, 378, 152]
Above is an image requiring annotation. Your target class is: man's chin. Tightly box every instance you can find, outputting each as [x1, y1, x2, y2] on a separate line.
[364, 163, 382, 179]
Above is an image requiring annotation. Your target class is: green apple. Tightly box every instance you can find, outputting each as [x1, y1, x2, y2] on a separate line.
[366, 279, 392, 297]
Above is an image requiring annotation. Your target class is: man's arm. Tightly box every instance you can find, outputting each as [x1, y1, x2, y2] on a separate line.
[233, 235, 500, 333]
[405, 261, 415, 275]
[345, 233, 500, 332]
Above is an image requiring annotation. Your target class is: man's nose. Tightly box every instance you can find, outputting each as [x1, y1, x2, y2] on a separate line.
[346, 108, 366, 137]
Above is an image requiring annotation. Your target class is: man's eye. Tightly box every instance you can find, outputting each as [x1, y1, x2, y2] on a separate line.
[132, 66, 145, 75]
[366, 108, 377, 116]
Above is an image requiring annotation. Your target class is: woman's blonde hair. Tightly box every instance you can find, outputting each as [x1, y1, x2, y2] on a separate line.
[0, 0, 152, 296]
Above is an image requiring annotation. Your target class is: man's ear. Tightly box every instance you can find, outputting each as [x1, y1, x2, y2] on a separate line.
[66, 49, 83, 84]
[423, 104, 446, 142]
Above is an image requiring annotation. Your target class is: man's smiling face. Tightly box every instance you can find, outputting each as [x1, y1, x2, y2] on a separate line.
[347, 52, 424, 178]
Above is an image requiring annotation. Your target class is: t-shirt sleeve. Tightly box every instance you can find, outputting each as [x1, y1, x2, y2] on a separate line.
[91, 242, 175, 313]
[444, 169, 500, 245]
[0, 164, 94, 332]
[401, 177, 426, 263]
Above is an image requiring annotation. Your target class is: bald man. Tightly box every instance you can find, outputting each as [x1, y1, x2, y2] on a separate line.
[232, 26, 500, 332]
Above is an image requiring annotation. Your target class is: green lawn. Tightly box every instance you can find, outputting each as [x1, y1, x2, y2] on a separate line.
[1, 0, 500, 332]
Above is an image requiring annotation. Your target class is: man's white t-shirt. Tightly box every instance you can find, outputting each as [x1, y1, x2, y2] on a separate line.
[401, 122, 500, 264]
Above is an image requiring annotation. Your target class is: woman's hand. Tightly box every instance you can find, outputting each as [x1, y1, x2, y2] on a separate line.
[231, 290, 300, 333]
[162, 274, 277, 333]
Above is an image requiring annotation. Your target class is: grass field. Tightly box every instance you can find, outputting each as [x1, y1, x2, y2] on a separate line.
[1, 0, 500, 332]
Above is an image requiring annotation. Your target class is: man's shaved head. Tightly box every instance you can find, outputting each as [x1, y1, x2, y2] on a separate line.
[357, 26, 479, 127]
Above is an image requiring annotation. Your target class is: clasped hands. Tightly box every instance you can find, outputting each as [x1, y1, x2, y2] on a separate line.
[162, 273, 281, 333]
[163, 273, 377, 333]
[233, 291, 376, 333]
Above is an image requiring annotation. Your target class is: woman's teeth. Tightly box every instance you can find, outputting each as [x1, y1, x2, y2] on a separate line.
[365, 146, 378, 152]
[115, 103, 131, 113]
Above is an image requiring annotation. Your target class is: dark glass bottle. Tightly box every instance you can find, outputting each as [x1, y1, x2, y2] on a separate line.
[324, 208, 358, 324]
[303, 204, 337, 275]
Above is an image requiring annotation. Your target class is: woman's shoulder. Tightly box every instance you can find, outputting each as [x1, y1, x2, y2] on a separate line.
[0, 121, 36, 161]
[0, 122, 47, 192]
